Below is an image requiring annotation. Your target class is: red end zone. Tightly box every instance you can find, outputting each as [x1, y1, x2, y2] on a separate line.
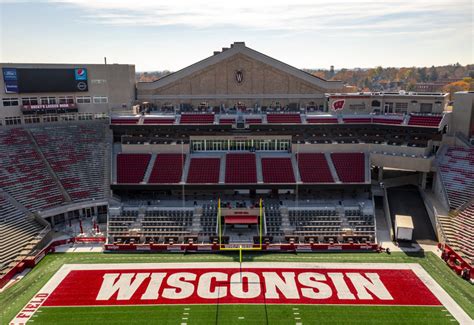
[13, 263, 472, 325]
[42, 266, 440, 307]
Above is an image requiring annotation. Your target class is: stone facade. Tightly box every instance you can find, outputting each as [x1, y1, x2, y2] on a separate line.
[137, 42, 343, 108]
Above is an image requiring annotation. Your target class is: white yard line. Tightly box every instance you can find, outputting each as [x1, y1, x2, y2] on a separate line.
[409, 264, 472, 325]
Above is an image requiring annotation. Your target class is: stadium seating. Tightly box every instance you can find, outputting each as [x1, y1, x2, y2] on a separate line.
[111, 118, 139, 125]
[141, 209, 194, 241]
[245, 118, 262, 124]
[289, 207, 375, 241]
[107, 209, 139, 239]
[148, 154, 185, 183]
[116, 153, 151, 183]
[438, 146, 474, 209]
[200, 204, 218, 237]
[345, 207, 376, 237]
[225, 153, 257, 183]
[261, 157, 295, 183]
[186, 157, 221, 183]
[343, 117, 372, 124]
[265, 202, 284, 237]
[180, 114, 215, 124]
[289, 209, 341, 238]
[267, 114, 301, 124]
[143, 118, 175, 124]
[0, 196, 46, 274]
[30, 123, 110, 202]
[0, 128, 66, 211]
[408, 114, 442, 127]
[372, 117, 403, 125]
[306, 117, 338, 124]
[296, 153, 334, 183]
[219, 118, 235, 125]
[454, 203, 474, 262]
[331, 153, 366, 183]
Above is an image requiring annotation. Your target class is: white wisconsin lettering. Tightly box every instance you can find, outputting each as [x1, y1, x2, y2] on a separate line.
[298, 272, 332, 299]
[230, 272, 261, 299]
[327, 273, 355, 300]
[262, 272, 299, 299]
[162, 272, 196, 299]
[346, 273, 393, 300]
[96, 273, 150, 301]
[197, 272, 228, 299]
[141, 273, 167, 300]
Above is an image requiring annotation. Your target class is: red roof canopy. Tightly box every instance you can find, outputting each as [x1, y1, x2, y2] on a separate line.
[224, 216, 258, 224]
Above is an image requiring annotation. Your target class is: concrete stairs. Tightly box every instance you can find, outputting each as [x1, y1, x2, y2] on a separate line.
[181, 155, 192, 183]
[436, 214, 458, 249]
[191, 207, 203, 235]
[364, 153, 370, 183]
[279, 206, 295, 235]
[219, 153, 226, 184]
[256, 154, 264, 183]
[325, 152, 340, 183]
[291, 154, 301, 183]
[25, 130, 72, 203]
[143, 153, 157, 183]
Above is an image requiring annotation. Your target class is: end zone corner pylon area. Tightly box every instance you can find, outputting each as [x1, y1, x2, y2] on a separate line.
[10, 262, 473, 325]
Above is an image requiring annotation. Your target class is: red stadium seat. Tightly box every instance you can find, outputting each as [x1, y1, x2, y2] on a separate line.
[331, 153, 365, 183]
[148, 154, 185, 183]
[225, 153, 257, 183]
[116, 153, 151, 183]
[186, 158, 220, 183]
[261, 157, 295, 183]
[297, 153, 334, 183]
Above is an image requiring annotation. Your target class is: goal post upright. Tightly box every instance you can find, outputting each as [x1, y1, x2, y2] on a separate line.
[218, 197, 264, 252]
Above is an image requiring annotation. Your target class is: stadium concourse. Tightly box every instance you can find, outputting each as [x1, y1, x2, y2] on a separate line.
[0, 43, 473, 324]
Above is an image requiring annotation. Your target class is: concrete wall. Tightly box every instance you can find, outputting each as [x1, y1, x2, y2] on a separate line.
[0, 63, 136, 118]
[292, 142, 430, 157]
[137, 49, 333, 108]
[370, 154, 433, 173]
[450, 92, 474, 139]
[122, 143, 190, 154]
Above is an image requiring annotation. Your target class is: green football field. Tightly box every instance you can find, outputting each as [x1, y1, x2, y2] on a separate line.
[1, 251, 473, 325]
[30, 305, 455, 324]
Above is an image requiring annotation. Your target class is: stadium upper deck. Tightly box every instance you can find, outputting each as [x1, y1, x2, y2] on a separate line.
[0, 43, 473, 274]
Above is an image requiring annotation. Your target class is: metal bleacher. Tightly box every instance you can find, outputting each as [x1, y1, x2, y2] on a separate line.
[0, 195, 46, 275]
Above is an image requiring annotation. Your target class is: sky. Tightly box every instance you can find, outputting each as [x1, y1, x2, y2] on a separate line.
[0, 0, 472, 72]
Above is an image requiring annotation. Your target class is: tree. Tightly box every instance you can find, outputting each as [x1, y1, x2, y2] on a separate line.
[429, 65, 439, 81]
[417, 67, 428, 82]
[443, 80, 470, 100]
[406, 82, 416, 91]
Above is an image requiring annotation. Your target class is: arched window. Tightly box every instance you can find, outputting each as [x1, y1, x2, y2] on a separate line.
[371, 100, 381, 107]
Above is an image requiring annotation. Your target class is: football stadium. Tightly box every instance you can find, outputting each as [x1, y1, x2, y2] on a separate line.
[0, 42, 473, 325]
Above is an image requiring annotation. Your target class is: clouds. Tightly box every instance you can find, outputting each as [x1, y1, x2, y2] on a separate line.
[44, 0, 470, 35]
[0, 0, 471, 70]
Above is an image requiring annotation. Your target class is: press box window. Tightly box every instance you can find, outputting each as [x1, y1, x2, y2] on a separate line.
[22, 97, 39, 106]
[76, 96, 92, 104]
[2, 98, 19, 107]
[59, 96, 74, 104]
[93, 96, 108, 104]
[40, 97, 57, 105]
[5, 116, 22, 125]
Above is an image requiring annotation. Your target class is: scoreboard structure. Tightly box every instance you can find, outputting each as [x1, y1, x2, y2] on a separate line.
[2, 67, 88, 94]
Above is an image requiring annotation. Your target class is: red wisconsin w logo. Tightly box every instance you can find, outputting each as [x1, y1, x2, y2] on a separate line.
[235, 70, 244, 83]
[332, 99, 345, 111]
